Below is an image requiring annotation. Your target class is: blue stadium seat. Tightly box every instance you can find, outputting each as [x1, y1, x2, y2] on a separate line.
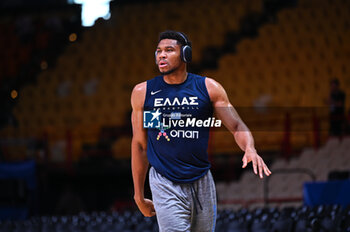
[270, 218, 294, 232]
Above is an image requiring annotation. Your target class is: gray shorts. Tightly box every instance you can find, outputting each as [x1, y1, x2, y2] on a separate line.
[149, 167, 217, 232]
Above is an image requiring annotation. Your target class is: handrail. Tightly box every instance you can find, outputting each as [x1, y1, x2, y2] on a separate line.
[264, 168, 316, 206]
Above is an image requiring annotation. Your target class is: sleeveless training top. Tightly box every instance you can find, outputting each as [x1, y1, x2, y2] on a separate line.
[144, 73, 214, 183]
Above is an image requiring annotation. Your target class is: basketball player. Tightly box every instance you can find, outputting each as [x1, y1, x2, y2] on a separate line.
[131, 30, 271, 231]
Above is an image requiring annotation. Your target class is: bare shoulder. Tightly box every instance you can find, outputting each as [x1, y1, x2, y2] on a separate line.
[205, 77, 220, 88]
[131, 81, 147, 108]
[132, 81, 147, 94]
[205, 77, 226, 101]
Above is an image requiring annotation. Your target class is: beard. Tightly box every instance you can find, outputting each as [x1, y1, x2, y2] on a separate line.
[159, 64, 180, 75]
[160, 68, 176, 75]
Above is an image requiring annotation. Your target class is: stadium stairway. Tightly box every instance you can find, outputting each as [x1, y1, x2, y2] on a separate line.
[189, 0, 297, 73]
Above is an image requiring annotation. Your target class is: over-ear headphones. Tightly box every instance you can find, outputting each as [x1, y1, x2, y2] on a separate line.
[155, 32, 192, 64]
[177, 32, 192, 63]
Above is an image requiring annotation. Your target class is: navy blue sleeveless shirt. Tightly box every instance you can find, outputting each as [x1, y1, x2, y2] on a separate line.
[144, 73, 214, 183]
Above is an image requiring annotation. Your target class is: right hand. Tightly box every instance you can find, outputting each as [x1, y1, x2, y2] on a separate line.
[135, 198, 156, 217]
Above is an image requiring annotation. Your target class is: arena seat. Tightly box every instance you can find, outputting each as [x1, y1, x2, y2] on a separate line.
[205, 0, 350, 152]
[216, 136, 350, 210]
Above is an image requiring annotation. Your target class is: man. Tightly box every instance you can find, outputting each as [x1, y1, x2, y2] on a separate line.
[131, 30, 271, 231]
[328, 78, 346, 136]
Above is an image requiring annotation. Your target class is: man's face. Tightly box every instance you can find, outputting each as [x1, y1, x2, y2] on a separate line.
[156, 39, 182, 75]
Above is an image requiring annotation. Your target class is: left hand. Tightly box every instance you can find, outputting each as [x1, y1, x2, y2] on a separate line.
[242, 149, 272, 178]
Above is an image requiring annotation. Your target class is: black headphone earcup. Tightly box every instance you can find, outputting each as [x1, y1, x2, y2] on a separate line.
[181, 45, 192, 63]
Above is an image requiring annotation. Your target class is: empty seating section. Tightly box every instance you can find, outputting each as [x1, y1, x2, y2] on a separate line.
[210, 0, 349, 108]
[1, 205, 349, 232]
[207, 0, 349, 152]
[216, 137, 350, 210]
[1, 0, 349, 159]
[1, 0, 264, 160]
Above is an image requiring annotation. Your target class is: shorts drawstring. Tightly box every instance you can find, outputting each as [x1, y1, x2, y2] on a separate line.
[190, 183, 203, 214]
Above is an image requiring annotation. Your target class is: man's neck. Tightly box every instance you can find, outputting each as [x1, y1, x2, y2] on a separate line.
[163, 69, 188, 85]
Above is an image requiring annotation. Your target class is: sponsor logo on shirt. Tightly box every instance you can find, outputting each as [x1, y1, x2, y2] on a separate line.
[143, 109, 221, 141]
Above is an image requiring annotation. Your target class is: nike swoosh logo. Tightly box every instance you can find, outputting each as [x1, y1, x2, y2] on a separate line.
[151, 90, 162, 95]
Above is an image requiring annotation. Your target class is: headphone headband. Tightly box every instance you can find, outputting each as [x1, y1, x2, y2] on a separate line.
[177, 32, 189, 46]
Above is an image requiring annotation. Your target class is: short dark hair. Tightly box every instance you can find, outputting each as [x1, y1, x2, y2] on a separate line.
[158, 30, 192, 48]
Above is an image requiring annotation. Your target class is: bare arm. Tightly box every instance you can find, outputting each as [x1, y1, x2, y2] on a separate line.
[131, 82, 155, 217]
[205, 78, 271, 178]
